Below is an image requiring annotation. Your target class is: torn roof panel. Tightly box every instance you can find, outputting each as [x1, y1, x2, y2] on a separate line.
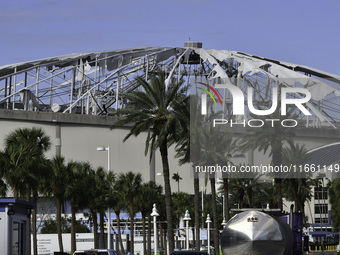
[0, 47, 176, 78]
[235, 51, 340, 84]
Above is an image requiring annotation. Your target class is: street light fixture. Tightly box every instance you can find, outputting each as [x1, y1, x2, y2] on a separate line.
[151, 204, 159, 255]
[183, 210, 191, 250]
[201, 187, 204, 228]
[96, 146, 111, 249]
[221, 217, 227, 228]
[206, 214, 212, 255]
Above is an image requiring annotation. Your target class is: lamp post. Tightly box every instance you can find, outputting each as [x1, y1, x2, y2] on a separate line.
[183, 210, 191, 250]
[222, 194, 225, 220]
[206, 214, 212, 255]
[221, 218, 227, 228]
[151, 204, 159, 255]
[97, 146, 111, 249]
[221, 193, 227, 229]
[201, 187, 204, 228]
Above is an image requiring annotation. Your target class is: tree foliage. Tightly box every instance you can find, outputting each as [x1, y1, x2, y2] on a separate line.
[328, 179, 340, 231]
[110, 70, 187, 253]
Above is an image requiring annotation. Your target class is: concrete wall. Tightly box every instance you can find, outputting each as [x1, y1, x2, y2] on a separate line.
[0, 109, 192, 193]
[1, 109, 340, 228]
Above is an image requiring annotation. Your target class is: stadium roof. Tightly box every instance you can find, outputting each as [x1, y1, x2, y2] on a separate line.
[1, 43, 340, 128]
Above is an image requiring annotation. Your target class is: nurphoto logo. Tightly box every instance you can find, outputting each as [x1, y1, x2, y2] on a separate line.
[199, 82, 312, 128]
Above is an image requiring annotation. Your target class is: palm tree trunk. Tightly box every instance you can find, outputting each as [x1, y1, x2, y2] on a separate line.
[71, 204, 76, 254]
[160, 141, 174, 253]
[33, 207, 38, 255]
[100, 212, 105, 248]
[275, 179, 283, 211]
[26, 192, 32, 255]
[148, 215, 152, 255]
[223, 178, 229, 221]
[160, 223, 164, 250]
[291, 179, 300, 213]
[116, 210, 126, 255]
[92, 209, 99, 249]
[163, 224, 167, 255]
[273, 148, 283, 211]
[14, 188, 18, 199]
[56, 197, 64, 252]
[130, 208, 135, 255]
[32, 194, 38, 255]
[142, 213, 147, 255]
[194, 170, 201, 251]
[302, 204, 306, 226]
[210, 177, 219, 255]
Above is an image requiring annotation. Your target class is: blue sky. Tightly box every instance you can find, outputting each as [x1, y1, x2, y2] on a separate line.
[1, 0, 339, 75]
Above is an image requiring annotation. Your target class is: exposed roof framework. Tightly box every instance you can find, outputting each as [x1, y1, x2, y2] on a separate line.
[1, 43, 340, 128]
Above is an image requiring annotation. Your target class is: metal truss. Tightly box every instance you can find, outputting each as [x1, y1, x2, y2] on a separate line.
[1, 43, 340, 128]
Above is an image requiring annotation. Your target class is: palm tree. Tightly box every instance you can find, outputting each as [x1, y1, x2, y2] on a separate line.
[46, 155, 72, 252]
[250, 180, 277, 209]
[1, 127, 51, 255]
[282, 143, 312, 218]
[0, 144, 30, 198]
[228, 171, 260, 208]
[110, 71, 187, 253]
[65, 161, 94, 254]
[0, 149, 7, 197]
[116, 172, 142, 255]
[1, 128, 51, 198]
[0, 161, 6, 196]
[174, 94, 202, 250]
[110, 178, 127, 255]
[93, 167, 111, 248]
[172, 173, 182, 192]
[199, 124, 237, 255]
[239, 107, 295, 211]
[103, 170, 116, 249]
[329, 179, 340, 231]
[136, 181, 163, 255]
[172, 192, 194, 228]
[65, 161, 80, 254]
[83, 166, 109, 249]
[175, 92, 242, 250]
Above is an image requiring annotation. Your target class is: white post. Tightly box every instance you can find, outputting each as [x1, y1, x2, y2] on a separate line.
[223, 195, 225, 219]
[206, 214, 212, 255]
[13, 67, 17, 110]
[107, 146, 111, 249]
[116, 72, 120, 111]
[151, 204, 159, 255]
[183, 210, 191, 250]
[221, 218, 227, 228]
[97, 146, 111, 249]
[201, 187, 204, 228]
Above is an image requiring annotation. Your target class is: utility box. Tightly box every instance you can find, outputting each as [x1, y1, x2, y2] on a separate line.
[0, 199, 35, 255]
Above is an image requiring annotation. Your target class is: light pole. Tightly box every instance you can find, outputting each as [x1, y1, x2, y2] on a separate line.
[206, 214, 212, 255]
[221, 218, 227, 228]
[201, 187, 204, 228]
[97, 146, 111, 249]
[221, 194, 228, 229]
[151, 204, 159, 255]
[183, 210, 191, 250]
[222, 194, 225, 220]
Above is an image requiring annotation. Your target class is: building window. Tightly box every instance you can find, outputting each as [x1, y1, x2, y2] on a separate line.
[315, 218, 328, 224]
[314, 204, 328, 214]
[314, 187, 328, 200]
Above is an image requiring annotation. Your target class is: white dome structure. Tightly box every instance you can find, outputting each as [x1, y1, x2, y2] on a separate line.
[1, 42, 340, 128]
